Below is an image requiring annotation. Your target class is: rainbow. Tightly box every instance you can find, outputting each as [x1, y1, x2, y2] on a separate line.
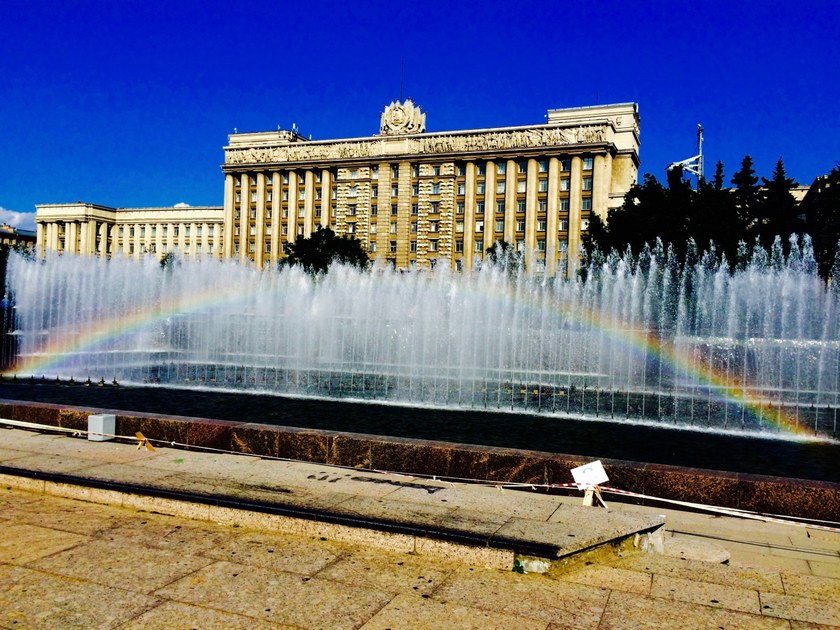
[5, 263, 827, 439]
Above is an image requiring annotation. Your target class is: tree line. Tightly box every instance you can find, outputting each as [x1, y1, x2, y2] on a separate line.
[586, 158, 840, 279]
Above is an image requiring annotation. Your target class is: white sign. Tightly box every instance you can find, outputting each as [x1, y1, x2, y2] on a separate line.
[570, 460, 609, 488]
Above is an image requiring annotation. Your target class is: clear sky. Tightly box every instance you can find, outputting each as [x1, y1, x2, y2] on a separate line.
[2, 0, 837, 231]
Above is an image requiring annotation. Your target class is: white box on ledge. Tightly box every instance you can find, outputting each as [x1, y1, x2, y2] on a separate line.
[88, 414, 115, 442]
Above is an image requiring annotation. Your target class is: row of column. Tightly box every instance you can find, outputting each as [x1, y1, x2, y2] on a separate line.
[38, 220, 223, 259]
[224, 153, 607, 276]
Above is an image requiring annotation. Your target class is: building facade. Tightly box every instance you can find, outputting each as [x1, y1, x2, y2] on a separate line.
[35, 203, 224, 259]
[36, 101, 640, 276]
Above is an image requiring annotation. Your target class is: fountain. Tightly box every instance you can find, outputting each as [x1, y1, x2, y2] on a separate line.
[4, 235, 838, 442]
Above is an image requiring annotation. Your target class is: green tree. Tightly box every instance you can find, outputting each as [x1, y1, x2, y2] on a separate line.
[758, 158, 801, 247]
[802, 166, 840, 279]
[692, 160, 743, 262]
[485, 240, 523, 276]
[731, 155, 762, 239]
[280, 226, 370, 275]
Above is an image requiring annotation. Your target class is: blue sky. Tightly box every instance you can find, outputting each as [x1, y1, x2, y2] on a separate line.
[2, 0, 837, 231]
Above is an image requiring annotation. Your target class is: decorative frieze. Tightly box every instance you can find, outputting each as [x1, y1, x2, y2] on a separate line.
[225, 124, 609, 166]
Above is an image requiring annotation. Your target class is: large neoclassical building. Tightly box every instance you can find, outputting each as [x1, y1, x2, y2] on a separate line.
[36, 101, 639, 276]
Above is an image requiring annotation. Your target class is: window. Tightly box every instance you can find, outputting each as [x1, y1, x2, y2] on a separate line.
[411, 203, 418, 215]
[410, 240, 417, 252]
[347, 223, 356, 234]
[249, 242, 255, 253]
[208, 226, 214, 236]
[430, 220, 439, 233]
[119, 227, 124, 237]
[370, 223, 377, 235]
[298, 206, 305, 218]
[518, 162, 527, 174]
[162, 226, 168, 236]
[516, 219, 525, 231]
[298, 189, 305, 200]
[372, 185, 378, 197]
[477, 164, 486, 175]
[370, 242, 377, 252]
[496, 201, 505, 214]
[411, 221, 418, 234]
[538, 180, 548, 192]
[429, 239, 438, 252]
[235, 192, 241, 203]
[560, 179, 570, 192]
[433, 165, 440, 176]
[457, 164, 466, 176]
[267, 191, 273, 202]
[174, 226, 180, 236]
[476, 182, 485, 194]
[457, 183, 466, 195]
[517, 201, 526, 213]
[538, 219, 547, 231]
[474, 239, 483, 252]
[560, 159, 571, 172]
[371, 165, 378, 179]
[315, 189, 322, 200]
[497, 182, 506, 194]
[390, 240, 397, 253]
[456, 203, 465, 214]
[560, 199, 570, 211]
[476, 201, 485, 214]
[517, 181, 527, 193]
[455, 240, 464, 253]
[539, 200, 547, 212]
[495, 219, 505, 232]
[560, 219, 569, 231]
[315, 172, 322, 183]
[349, 185, 358, 197]
[250, 191, 257, 202]
[582, 177, 593, 191]
[282, 207, 289, 218]
[431, 201, 439, 213]
[129, 226, 135, 237]
[264, 243, 270, 253]
[517, 239, 525, 252]
[539, 160, 548, 173]
[412, 164, 420, 177]
[266, 226, 272, 235]
[412, 184, 419, 196]
[371, 204, 378, 216]
[581, 218, 590, 230]
[582, 198, 592, 211]
[497, 162, 506, 175]
[348, 204, 357, 216]
[583, 157, 594, 170]
[282, 225, 288, 235]
[475, 220, 484, 232]
[282, 190, 289, 201]
[391, 165, 399, 178]
[235, 209, 241, 220]
[456, 221, 464, 233]
[391, 204, 398, 216]
[390, 222, 397, 234]
[250, 208, 256, 219]
[391, 184, 399, 197]
[432, 182, 440, 194]
[249, 226, 256, 236]
[283, 173, 290, 184]
[537, 239, 546, 252]
[349, 169, 358, 179]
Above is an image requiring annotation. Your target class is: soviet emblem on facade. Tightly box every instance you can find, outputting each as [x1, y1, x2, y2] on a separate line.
[379, 99, 426, 135]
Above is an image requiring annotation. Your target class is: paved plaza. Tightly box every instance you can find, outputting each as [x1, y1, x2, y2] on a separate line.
[0, 427, 838, 628]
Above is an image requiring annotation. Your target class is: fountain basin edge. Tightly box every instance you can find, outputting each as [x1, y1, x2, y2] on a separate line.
[2, 398, 837, 522]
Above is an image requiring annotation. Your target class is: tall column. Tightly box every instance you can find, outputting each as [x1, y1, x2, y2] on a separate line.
[270, 172, 281, 264]
[593, 153, 611, 221]
[483, 161, 495, 254]
[255, 172, 267, 267]
[463, 162, 476, 270]
[546, 157, 560, 277]
[223, 173, 235, 258]
[397, 161, 411, 268]
[287, 171, 298, 245]
[239, 174, 250, 261]
[98, 222, 108, 256]
[504, 160, 516, 243]
[36, 223, 45, 257]
[67, 222, 79, 255]
[568, 156, 583, 276]
[304, 170, 315, 238]
[320, 169, 331, 228]
[525, 159, 538, 272]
